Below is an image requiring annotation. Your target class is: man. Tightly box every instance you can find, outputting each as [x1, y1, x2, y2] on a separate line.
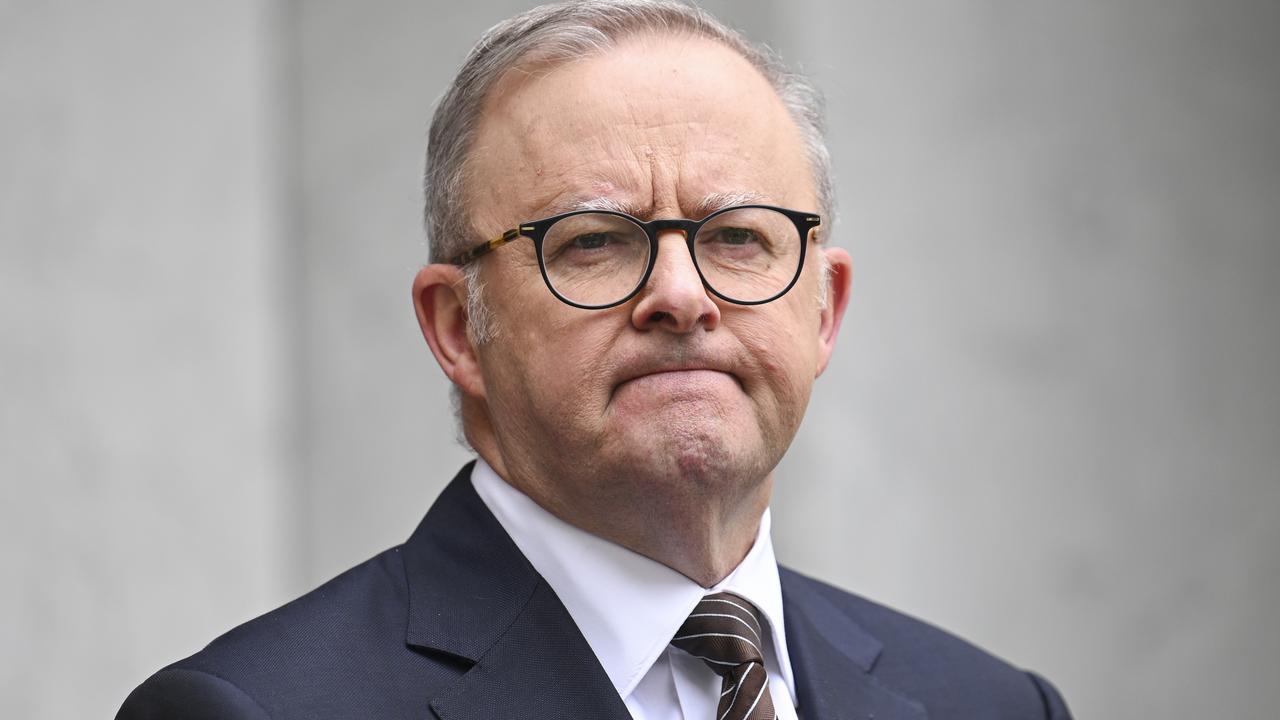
[119, 2, 1072, 718]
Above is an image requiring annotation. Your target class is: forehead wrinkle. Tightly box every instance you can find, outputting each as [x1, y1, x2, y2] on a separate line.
[514, 143, 651, 216]
[503, 159, 649, 222]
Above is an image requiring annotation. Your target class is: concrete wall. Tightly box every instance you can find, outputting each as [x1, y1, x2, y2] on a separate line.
[769, 4, 1280, 718]
[0, 1, 293, 716]
[2, 2, 1276, 718]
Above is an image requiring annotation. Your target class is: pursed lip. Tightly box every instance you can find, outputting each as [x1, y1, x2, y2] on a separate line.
[613, 359, 743, 393]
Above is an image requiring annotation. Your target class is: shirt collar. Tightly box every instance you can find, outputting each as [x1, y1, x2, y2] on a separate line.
[469, 458, 795, 703]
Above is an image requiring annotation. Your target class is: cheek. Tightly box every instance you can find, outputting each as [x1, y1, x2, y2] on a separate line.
[485, 315, 621, 422]
[733, 315, 818, 412]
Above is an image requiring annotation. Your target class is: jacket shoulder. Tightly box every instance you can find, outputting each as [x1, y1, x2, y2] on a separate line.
[118, 546, 458, 720]
[780, 567, 1072, 719]
[117, 667, 272, 720]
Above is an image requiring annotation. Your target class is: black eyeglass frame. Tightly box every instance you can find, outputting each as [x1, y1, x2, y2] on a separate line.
[448, 204, 822, 310]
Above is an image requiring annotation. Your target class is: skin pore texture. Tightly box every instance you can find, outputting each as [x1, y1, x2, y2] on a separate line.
[413, 33, 852, 587]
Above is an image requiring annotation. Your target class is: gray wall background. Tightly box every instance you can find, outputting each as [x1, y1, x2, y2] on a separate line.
[2, 1, 1277, 717]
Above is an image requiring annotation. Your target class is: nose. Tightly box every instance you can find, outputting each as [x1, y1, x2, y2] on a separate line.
[631, 231, 721, 333]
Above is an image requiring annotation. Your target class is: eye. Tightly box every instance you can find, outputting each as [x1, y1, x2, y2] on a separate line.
[570, 232, 613, 250]
[715, 227, 759, 245]
[702, 226, 764, 246]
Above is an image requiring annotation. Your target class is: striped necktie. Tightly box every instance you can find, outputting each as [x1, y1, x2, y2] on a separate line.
[670, 592, 777, 720]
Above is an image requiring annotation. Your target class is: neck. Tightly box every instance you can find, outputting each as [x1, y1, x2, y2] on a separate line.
[610, 489, 769, 587]
[466, 421, 771, 588]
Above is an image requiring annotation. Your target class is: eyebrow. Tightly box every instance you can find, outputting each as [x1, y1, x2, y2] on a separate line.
[527, 195, 645, 220]
[563, 196, 644, 215]
[538, 190, 770, 221]
[689, 191, 770, 219]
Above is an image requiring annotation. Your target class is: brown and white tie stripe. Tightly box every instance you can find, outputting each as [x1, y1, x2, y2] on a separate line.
[670, 592, 776, 720]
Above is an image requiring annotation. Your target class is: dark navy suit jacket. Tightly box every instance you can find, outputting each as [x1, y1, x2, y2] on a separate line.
[118, 463, 1072, 719]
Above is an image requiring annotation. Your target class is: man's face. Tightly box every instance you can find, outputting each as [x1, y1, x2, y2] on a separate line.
[459, 34, 844, 523]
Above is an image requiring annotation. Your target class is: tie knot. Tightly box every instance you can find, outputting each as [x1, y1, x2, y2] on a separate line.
[670, 591, 767, 671]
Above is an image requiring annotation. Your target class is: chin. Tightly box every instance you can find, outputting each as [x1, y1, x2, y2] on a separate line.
[612, 413, 767, 490]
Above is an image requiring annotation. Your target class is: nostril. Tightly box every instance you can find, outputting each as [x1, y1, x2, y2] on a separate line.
[648, 311, 669, 324]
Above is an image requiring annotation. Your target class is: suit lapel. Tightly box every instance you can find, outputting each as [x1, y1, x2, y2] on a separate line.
[781, 569, 929, 720]
[400, 463, 630, 720]
[429, 578, 633, 720]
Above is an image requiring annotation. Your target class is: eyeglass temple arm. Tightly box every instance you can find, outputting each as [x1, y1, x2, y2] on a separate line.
[447, 226, 534, 266]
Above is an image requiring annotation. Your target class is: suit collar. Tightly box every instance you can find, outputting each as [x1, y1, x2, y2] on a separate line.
[781, 568, 929, 720]
[400, 462, 631, 719]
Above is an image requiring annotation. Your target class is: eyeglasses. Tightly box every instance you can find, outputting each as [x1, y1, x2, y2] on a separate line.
[449, 204, 821, 309]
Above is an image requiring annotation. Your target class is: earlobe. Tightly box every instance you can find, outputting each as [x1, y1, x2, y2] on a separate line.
[412, 264, 486, 398]
[815, 246, 853, 377]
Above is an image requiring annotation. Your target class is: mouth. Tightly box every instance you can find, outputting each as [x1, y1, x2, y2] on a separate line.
[625, 367, 729, 382]
[613, 364, 744, 397]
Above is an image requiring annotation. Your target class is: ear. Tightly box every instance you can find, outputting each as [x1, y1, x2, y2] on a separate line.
[412, 264, 486, 398]
[815, 246, 853, 378]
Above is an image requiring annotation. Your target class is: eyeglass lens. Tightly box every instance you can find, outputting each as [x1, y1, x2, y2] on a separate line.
[540, 207, 804, 307]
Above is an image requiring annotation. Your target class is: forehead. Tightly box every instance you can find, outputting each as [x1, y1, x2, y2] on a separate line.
[465, 34, 814, 229]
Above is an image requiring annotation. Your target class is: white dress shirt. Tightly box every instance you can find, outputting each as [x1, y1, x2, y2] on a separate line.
[471, 458, 799, 720]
